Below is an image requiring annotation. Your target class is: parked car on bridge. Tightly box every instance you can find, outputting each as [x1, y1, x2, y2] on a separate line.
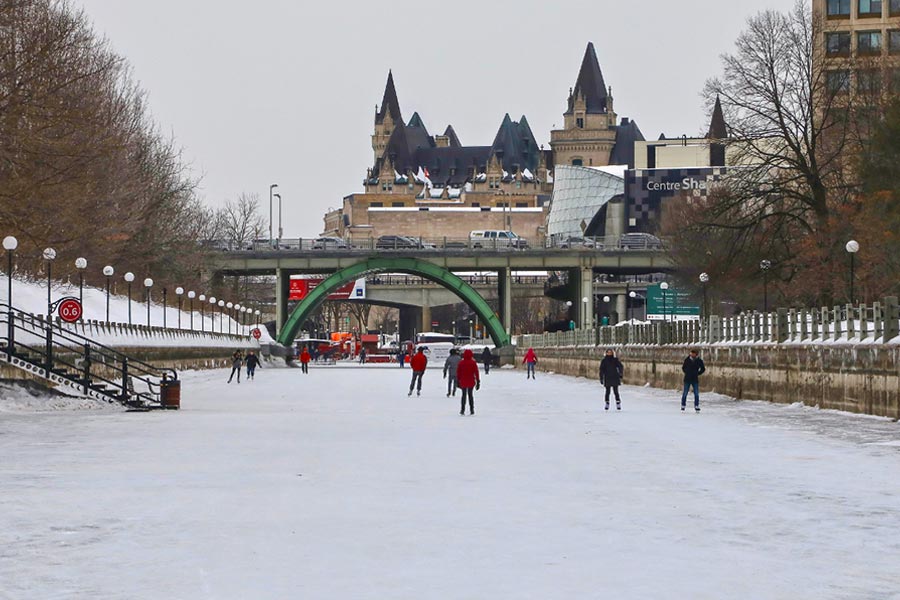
[556, 236, 597, 249]
[311, 236, 350, 250]
[376, 235, 427, 249]
[619, 233, 663, 250]
[469, 230, 528, 249]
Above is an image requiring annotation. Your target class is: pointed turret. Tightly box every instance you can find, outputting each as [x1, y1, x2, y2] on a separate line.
[706, 95, 728, 139]
[567, 42, 608, 115]
[375, 71, 403, 125]
[443, 125, 461, 148]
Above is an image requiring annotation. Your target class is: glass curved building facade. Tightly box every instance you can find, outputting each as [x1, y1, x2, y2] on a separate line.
[547, 165, 625, 239]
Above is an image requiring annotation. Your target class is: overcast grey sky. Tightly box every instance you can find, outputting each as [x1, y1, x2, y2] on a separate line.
[73, 0, 791, 238]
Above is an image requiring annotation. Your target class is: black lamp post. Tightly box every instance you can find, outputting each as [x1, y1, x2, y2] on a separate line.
[226, 302, 234, 335]
[660, 282, 669, 322]
[217, 300, 225, 334]
[628, 290, 636, 322]
[4, 236, 17, 357]
[199, 294, 207, 332]
[255, 309, 261, 328]
[209, 297, 217, 333]
[760, 260, 771, 313]
[162, 287, 167, 328]
[188, 291, 195, 330]
[124, 272, 134, 325]
[699, 272, 710, 318]
[75, 257, 87, 313]
[274, 193, 283, 240]
[144, 278, 153, 326]
[43, 248, 56, 318]
[103, 265, 114, 322]
[269, 183, 278, 242]
[175, 287, 184, 329]
[846, 240, 859, 304]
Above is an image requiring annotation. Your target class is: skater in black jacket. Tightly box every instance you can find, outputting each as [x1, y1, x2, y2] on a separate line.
[245, 351, 261, 380]
[599, 349, 624, 410]
[681, 349, 706, 412]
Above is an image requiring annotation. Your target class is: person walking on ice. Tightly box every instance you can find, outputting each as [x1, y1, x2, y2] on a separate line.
[681, 349, 706, 412]
[599, 349, 624, 410]
[443, 348, 462, 397]
[481, 347, 492, 374]
[245, 351, 261, 380]
[408, 347, 428, 396]
[227, 350, 243, 383]
[523, 347, 538, 379]
[299, 346, 311, 374]
[456, 349, 480, 415]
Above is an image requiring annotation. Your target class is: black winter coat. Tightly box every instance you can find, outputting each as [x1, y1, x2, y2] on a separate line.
[682, 356, 706, 383]
[245, 354, 260, 369]
[599, 356, 624, 387]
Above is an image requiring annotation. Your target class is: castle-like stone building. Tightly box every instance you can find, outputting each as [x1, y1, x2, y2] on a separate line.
[322, 43, 645, 244]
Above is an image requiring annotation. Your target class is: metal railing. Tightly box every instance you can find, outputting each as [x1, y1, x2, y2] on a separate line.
[206, 235, 668, 253]
[517, 297, 900, 348]
[1, 303, 179, 408]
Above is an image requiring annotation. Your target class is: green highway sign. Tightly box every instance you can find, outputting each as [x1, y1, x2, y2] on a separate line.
[646, 283, 700, 321]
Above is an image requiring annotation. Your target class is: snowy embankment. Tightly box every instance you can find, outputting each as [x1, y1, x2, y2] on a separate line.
[1, 274, 268, 348]
[0, 367, 898, 598]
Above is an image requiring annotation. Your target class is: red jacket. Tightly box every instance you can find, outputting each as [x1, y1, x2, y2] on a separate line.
[456, 350, 480, 388]
[299, 349, 311, 364]
[523, 348, 537, 364]
[410, 351, 428, 372]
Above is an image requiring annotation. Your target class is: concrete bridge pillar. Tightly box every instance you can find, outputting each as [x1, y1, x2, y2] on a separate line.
[275, 268, 290, 337]
[421, 303, 432, 333]
[498, 268, 512, 335]
[399, 306, 421, 342]
[615, 294, 626, 324]
[574, 267, 594, 328]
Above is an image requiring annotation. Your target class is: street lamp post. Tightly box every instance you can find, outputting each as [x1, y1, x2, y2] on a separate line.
[43, 248, 56, 318]
[175, 287, 184, 329]
[660, 282, 669, 322]
[187, 291, 195, 330]
[199, 294, 206, 332]
[760, 260, 772, 313]
[602, 295, 611, 325]
[124, 272, 135, 325]
[208, 297, 217, 333]
[226, 302, 234, 335]
[103, 266, 114, 322]
[255, 309, 261, 328]
[269, 183, 278, 242]
[144, 278, 153, 326]
[3, 236, 18, 357]
[846, 240, 859, 304]
[699, 272, 710, 318]
[162, 287, 167, 328]
[273, 193, 283, 240]
[75, 257, 87, 312]
[628, 290, 636, 322]
[217, 300, 225, 334]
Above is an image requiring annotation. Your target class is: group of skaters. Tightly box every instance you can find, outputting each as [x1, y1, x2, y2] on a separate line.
[226, 350, 261, 383]
[406, 346, 481, 414]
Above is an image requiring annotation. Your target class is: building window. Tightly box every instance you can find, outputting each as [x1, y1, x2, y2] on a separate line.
[489, 177, 500, 189]
[576, 117, 584, 128]
[827, 0, 851, 16]
[858, 69, 882, 94]
[826, 32, 851, 56]
[892, 0, 900, 15]
[392, 202, 404, 207]
[370, 202, 383, 207]
[890, 30, 900, 53]
[571, 158, 583, 166]
[515, 202, 528, 208]
[858, 0, 883, 16]
[826, 69, 850, 93]
[857, 31, 882, 55]
[471, 202, 480, 207]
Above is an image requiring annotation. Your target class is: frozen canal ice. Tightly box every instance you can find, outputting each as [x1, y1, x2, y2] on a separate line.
[1, 366, 899, 599]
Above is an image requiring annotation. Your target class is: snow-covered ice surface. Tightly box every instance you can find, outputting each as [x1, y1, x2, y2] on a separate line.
[2, 368, 899, 599]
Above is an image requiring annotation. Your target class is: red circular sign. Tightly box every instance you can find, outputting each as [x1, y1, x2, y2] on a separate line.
[251, 328, 262, 339]
[58, 298, 83, 323]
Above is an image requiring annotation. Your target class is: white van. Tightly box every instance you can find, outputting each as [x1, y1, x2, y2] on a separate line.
[469, 230, 528, 249]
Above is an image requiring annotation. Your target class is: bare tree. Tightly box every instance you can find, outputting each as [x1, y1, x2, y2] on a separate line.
[216, 193, 265, 249]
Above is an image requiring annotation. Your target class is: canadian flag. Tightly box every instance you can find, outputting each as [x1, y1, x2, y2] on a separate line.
[423, 166, 430, 179]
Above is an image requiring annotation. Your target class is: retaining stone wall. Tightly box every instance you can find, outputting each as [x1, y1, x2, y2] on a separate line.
[516, 345, 900, 420]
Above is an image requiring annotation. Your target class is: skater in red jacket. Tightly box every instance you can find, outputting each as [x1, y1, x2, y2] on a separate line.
[408, 347, 428, 396]
[523, 347, 538, 379]
[456, 349, 480, 415]
[299, 347, 311, 374]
